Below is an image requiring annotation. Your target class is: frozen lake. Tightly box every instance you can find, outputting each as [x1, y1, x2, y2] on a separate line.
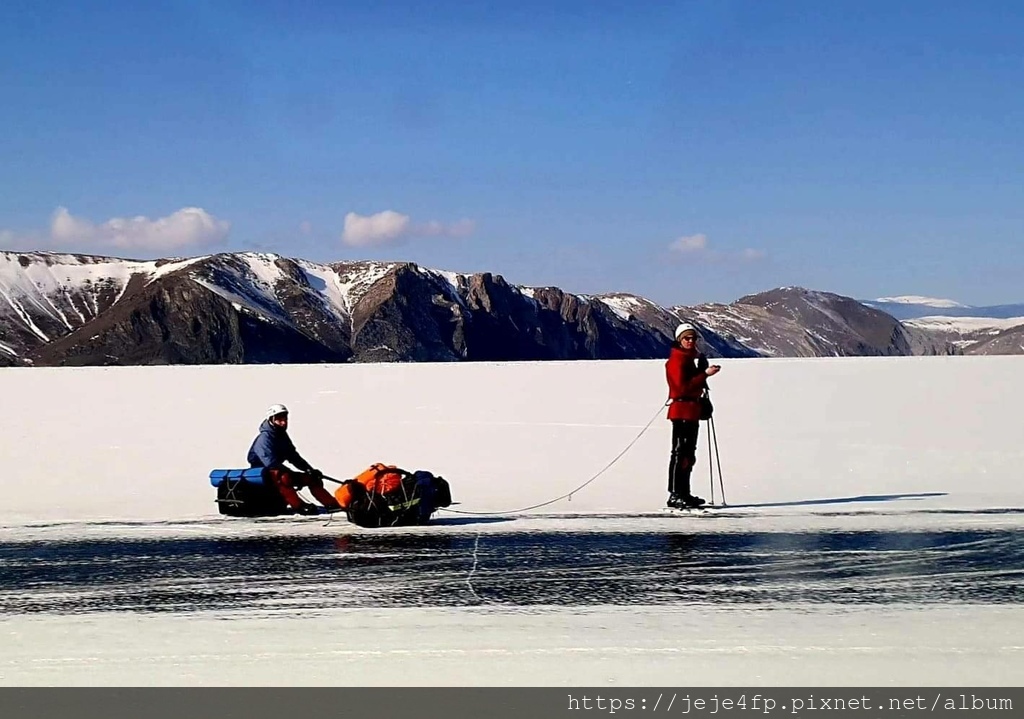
[3, 514, 1023, 614]
[4, 508, 1024, 686]
[2, 357, 1022, 685]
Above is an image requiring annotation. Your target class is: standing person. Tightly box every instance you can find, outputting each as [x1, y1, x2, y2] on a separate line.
[247, 404, 341, 515]
[665, 323, 721, 508]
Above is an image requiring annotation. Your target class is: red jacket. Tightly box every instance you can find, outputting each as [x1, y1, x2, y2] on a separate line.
[665, 344, 709, 421]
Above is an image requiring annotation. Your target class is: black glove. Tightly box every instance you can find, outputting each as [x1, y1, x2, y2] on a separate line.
[308, 468, 323, 481]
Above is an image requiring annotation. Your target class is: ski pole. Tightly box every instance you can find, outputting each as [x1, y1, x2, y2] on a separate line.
[709, 416, 726, 505]
[706, 421, 716, 505]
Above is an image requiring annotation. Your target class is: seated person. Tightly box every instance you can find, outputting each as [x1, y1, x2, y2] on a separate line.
[247, 404, 340, 515]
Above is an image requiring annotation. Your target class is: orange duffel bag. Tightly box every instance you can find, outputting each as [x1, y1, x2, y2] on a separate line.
[354, 463, 407, 495]
[335, 463, 409, 508]
[332, 462, 452, 528]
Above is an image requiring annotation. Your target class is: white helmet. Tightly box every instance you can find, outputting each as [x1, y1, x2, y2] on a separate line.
[674, 322, 699, 340]
[265, 403, 289, 420]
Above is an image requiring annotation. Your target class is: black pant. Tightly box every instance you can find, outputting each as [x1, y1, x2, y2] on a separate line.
[668, 419, 700, 497]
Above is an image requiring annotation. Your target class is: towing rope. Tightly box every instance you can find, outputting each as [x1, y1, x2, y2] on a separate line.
[439, 400, 669, 516]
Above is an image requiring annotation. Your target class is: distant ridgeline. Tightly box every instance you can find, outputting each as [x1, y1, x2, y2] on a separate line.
[1, 251, 1021, 367]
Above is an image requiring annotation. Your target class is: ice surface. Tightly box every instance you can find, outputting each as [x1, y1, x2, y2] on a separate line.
[1, 356, 1022, 685]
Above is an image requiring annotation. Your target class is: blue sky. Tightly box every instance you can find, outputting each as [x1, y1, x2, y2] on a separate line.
[1, 1, 1021, 307]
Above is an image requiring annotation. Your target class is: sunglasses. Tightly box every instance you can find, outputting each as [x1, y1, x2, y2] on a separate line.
[679, 335, 697, 342]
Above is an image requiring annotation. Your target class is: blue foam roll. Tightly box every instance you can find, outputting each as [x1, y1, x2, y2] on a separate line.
[209, 467, 267, 487]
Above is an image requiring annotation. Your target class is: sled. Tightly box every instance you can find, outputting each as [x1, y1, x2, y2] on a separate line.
[209, 468, 289, 517]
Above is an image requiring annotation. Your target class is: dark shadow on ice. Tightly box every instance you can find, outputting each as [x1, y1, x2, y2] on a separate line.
[721, 491, 948, 510]
[427, 515, 514, 527]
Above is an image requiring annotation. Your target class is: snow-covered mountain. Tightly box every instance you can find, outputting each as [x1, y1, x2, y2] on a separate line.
[0, 252, 211, 362]
[864, 295, 1024, 321]
[873, 294, 970, 309]
[860, 294, 1024, 355]
[0, 251, 676, 365]
[1, 250, 1018, 365]
[682, 287, 932, 357]
[918, 316, 1024, 355]
[903, 316, 1024, 350]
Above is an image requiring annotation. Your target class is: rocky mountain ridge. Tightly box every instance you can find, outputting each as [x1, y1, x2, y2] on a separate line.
[0, 250, 1018, 366]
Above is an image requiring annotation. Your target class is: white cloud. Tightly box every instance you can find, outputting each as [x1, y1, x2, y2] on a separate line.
[421, 218, 476, 238]
[669, 234, 708, 253]
[667, 233, 766, 263]
[341, 210, 411, 247]
[341, 210, 476, 247]
[48, 206, 230, 251]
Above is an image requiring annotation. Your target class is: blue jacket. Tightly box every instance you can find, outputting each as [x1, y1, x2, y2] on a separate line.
[247, 420, 314, 472]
